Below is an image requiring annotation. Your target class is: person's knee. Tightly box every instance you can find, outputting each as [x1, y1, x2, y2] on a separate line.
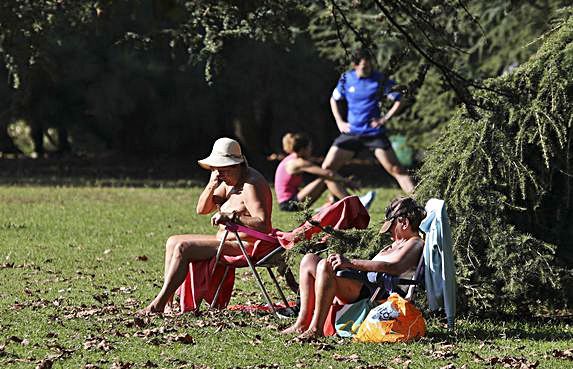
[165, 236, 178, 252]
[321, 161, 332, 170]
[172, 241, 192, 260]
[388, 164, 405, 176]
[300, 253, 320, 271]
[316, 259, 334, 276]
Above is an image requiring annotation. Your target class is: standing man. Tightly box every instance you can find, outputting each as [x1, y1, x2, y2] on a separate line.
[324, 48, 415, 194]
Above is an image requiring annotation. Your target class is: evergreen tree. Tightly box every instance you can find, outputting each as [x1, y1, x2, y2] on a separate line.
[416, 14, 573, 314]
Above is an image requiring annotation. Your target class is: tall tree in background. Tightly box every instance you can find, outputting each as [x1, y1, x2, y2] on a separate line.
[309, 0, 572, 150]
[0, 0, 315, 157]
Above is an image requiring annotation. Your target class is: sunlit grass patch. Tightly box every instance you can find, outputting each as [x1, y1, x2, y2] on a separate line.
[0, 186, 571, 368]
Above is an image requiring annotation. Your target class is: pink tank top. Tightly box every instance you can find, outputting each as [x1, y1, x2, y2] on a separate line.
[275, 153, 303, 203]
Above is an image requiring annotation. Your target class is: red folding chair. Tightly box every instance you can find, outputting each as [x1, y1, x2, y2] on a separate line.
[210, 223, 294, 316]
[176, 196, 370, 317]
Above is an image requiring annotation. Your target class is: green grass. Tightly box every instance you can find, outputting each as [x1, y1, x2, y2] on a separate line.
[0, 186, 571, 369]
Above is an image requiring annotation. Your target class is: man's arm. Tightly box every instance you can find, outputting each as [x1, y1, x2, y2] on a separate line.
[196, 170, 226, 214]
[330, 97, 351, 133]
[370, 100, 401, 128]
[384, 100, 401, 120]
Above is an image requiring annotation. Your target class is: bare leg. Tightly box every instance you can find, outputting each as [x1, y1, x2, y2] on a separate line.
[162, 236, 178, 310]
[144, 234, 240, 313]
[281, 254, 321, 334]
[299, 261, 363, 338]
[373, 148, 415, 194]
[296, 179, 327, 206]
[321, 146, 355, 199]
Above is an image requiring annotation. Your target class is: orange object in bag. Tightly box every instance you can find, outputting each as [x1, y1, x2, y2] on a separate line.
[354, 293, 425, 343]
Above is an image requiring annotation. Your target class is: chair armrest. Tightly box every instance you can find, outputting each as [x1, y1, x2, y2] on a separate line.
[335, 269, 366, 281]
[336, 270, 420, 288]
[225, 222, 278, 244]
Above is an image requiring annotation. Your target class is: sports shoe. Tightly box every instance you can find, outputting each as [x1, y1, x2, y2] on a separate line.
[359, 190, 376, 210]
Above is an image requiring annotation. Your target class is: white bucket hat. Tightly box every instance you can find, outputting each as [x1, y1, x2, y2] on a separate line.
[198, 137, 245, 170]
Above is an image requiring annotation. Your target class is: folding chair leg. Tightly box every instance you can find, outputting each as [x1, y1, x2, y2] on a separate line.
[208, 265, 230, 310]
[266, 267, 289, 308]
[211, 230, 229, 279]
[233, 231, 278, 316]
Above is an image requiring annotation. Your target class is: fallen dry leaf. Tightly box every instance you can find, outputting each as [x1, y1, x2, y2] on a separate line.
[9, 335, 24, 343]
[429, 349, 458, 360]
[470, 351, 485, 362]
[35, 358, 53, 369]
[552, 349, 573, 360]
[439, 364, 456, 369]
[132, 316, 148, 328]
[392, 356, 411, 364]
[174, 333, 195, 345]
[487, 356, 538, 369]
[110, 362, 133, 369]
[332, 353, 362, 363]
[251, 334, 262, 346]
[311, 342, 335, 351]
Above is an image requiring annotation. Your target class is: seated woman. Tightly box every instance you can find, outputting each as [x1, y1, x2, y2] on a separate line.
[275, 133, 373, 211]
[143, 137, 272, 314]
[281, 197, 426, 338]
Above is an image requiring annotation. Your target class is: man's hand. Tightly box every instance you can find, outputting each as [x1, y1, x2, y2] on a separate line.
[370, 116, 388, 128]
[327, 253, 353, 271]
[209, 170, 222, 188]
[337, 121, 351, 133]
[211, 212, 232, 226]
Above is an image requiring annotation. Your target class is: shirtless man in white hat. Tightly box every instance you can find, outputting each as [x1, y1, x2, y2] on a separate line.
[143, 137, 273, 313]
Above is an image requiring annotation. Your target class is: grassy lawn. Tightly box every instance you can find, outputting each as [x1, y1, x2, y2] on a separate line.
[0, 185, 571, 368]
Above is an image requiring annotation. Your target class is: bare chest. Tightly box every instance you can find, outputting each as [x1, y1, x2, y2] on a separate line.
[219, 188, 248, 215]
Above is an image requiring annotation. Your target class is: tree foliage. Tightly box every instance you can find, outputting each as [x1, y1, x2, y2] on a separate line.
[301, 0, 573, 314]
[308, 0, 573, 151]
[415, 15, 573, 314]
[0, 1, 336, 157]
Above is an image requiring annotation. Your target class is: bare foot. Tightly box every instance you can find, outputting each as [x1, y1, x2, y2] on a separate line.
[163, 296, 179, 314]
[296, 328, 321, 340]
[280, 324, 307, 335]
[163, 305, 173, 314]
[137, 302, 164, 316]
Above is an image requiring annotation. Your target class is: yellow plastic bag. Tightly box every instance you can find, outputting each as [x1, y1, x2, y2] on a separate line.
[354, 293, 425, 343]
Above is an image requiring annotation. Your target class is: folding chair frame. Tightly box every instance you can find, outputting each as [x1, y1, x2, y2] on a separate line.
[336, 227, 455, 331]
[336, 246, 424, 306]
[209, 222, 292, 317]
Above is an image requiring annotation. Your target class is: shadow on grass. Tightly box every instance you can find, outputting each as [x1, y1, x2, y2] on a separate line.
[0, 156, 208, 188]
[0, 154, 401, 188]
[428, 315, 573, 342]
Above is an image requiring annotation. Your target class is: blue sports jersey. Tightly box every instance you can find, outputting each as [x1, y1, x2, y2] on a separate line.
[332, 70, 401, 136]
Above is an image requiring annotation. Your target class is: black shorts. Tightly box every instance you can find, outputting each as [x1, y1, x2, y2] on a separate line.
[279, 195, 300, 212]
[332, 133, 392, 153]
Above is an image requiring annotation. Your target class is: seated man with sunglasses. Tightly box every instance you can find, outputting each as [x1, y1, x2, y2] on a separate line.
[281, 197, 426, 338]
